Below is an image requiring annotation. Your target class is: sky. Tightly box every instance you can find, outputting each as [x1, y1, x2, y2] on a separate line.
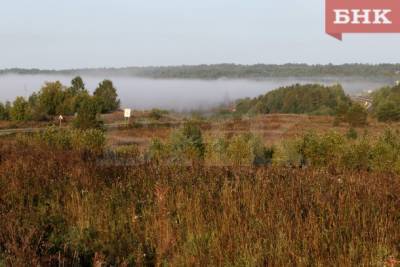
[1, 0, 400, 69]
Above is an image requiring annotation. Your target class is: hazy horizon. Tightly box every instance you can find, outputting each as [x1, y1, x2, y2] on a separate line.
[2, 62, 400, 72]
[1, 0, 400, 69]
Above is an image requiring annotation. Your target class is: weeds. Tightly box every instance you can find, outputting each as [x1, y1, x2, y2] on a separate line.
[1, 128, 400, 265]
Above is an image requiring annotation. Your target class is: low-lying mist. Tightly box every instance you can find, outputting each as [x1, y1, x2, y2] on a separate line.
[0, 74, 393, 110]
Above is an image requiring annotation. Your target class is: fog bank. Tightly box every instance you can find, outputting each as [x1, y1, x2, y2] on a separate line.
[0, 75, 393, 110]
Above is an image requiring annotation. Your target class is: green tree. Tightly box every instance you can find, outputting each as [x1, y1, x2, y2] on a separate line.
[169, 121, 205, 162]
[235, 84, 351, 116]
[73, 96, 102, 129]
[0, 102, 10, 120]
[346, 103, 368, 127]
[376, 101, 400, 122]
[94, 80, 120, 113]
[181, 121, 205, 158]
[69, 76, 86, 95]
[10, 97, 30, 121]
[37, 81, 65, 115]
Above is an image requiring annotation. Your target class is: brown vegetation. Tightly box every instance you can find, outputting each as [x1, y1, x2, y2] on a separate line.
[1, 131, 400, 265]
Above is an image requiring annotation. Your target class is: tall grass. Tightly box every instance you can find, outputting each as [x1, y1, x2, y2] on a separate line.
[1, 137, 400, 266]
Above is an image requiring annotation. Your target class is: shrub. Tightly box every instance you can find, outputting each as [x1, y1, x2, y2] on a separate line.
[376, 101, 400, 122]
[38, 126, 73, 150]
[0, 102, 10, 120]
[70, 129, 106, 155]
[300, 131, 345, 168]
[273, 129, 400, 173]
[32, 127, 106, 155]
[147, 139, 170, 162]
[341, 138, 372, 171]
[346, 103, 368, 127]
[206, 137, 229, 164]
[207, 133, 272, 166]
[226, 134, 254, 166]
[149, 109, 169, 120]
[10, 97, 30, 121]
[181, 121, 205, 157]
[372, 84, 400, 122]
[73, 96, 103, 129]
[169, 132, 201, 163]
[370, 129, 400, 172]
[346, 127, 358, 140]
[273, 139, 304, 167]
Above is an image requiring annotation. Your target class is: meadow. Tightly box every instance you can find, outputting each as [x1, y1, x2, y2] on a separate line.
[1, 113, 400, 266]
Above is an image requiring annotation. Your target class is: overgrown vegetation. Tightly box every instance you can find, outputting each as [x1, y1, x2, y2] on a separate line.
[334, 102, 368, 127]
[1, 126, 400, 265]
[274, 129, 400, 172]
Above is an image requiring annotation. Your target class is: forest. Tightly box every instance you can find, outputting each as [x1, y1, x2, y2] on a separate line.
[2, 63, 400, 79]
[234, 84, 351, 115]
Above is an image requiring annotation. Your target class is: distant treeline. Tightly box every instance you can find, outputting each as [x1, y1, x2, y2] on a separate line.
[2, 64, 400, 79]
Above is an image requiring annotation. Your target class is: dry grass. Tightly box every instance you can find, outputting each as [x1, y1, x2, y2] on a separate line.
[107, 114, 400, 149]
[1, 140, 400, 265]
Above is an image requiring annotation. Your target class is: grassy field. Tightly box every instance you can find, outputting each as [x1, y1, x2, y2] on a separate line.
[107, 113, 400, 149]
[1, 113, 400, 266]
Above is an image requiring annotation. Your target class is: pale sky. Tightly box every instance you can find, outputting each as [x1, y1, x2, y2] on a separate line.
[1, 0, 400, 69]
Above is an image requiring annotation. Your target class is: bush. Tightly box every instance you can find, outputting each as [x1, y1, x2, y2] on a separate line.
[32, 127, 106, 155]
[206, 133, 273, 166]
[70, 129, 106, 155]
[273, 129, 400, 173]
[147, 139, 170, 162]
[149, 109, 168, 120]
[370, 129, 400, 172]
[73, 96, 103, 130]
[207, 137, 229, 164]
[376, 101, 400, 122]
[0, 102, 10, 120]
[372, 84, 400, 122]
[38, 126, 73, 150]
[10, 97, 30, 121]
[301, 132, 345, 168]
[341, 138, 372, 171]
[346, 103, 368, 127]
[346, 127, 358, 140]
[169, 122, 205, 163]
[273, 139, 300, 167]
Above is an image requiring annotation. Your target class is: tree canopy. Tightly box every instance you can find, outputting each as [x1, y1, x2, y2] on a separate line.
[235, 84, 352, 116]
[94, 80, 120, 113]
[0, 77, 120, 125]
[372, 84, 400, 122]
